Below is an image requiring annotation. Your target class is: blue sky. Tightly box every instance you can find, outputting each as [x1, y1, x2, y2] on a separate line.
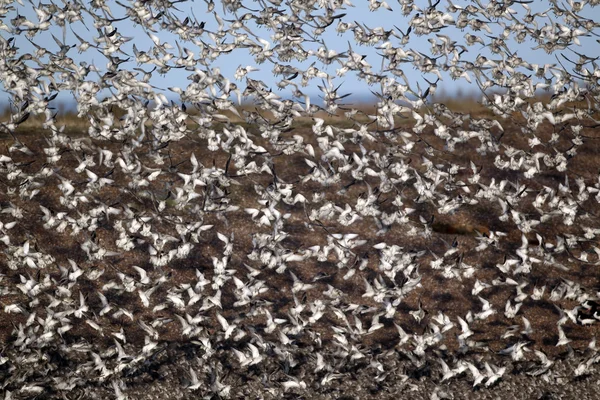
[2, 0, 600, 108]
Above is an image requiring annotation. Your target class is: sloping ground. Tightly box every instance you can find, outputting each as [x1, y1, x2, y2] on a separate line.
[1, 114, 600, 399]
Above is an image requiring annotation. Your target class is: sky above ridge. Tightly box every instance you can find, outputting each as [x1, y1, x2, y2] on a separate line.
[2, 0, 600, 108]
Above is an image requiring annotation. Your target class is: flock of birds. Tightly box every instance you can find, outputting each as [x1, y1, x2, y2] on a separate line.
[1, 0, 600, 398]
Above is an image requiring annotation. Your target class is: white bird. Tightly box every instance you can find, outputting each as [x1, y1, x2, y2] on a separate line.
[476, 296, 496, 320]
[216, 313, 236, 339]
[457, 316, 473, 340]
[176, 314, 198, 337]
[439, 358, 456, 382]
[138, 286, 157, 308]
[281, 376, 307, 391]
[290, 271, 315, 293]
[232, 343, 263, 367]
[521, 316, 533, 336]
[74, 291, 88, 319]
[264, 309, 286, 333]
[466, 361, 485, 387]
[132, 266, 150, 285]
[367, 313, 384, 334]
[111, 379, 127, 400]
[484, 362, 506, 387]
[97, 292, 112, 316]
[216, 232, 234, 255]
[557, 325, 571, 347]
[142, 336, 158, 355]
[504, 300, 522, 319]
[187, 367, 202, 391]
[499, 341, 528, 361]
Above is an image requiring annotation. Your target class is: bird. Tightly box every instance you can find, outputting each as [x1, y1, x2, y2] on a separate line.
[216, 312, 236, 339]
[232, 342, 263, 367]
[131, 265, 150, 285]
[457, 316, 473, 340]
[475, 296, 496, 320]
[484, 362, 506, 387]
[466, 361, 485, 387]
[187, 367, 202, 391]
[557, 325, 572, 347]
[502, 341, 531, 362]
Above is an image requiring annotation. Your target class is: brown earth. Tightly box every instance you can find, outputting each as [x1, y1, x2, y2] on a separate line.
[1, 108, 600, 398]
